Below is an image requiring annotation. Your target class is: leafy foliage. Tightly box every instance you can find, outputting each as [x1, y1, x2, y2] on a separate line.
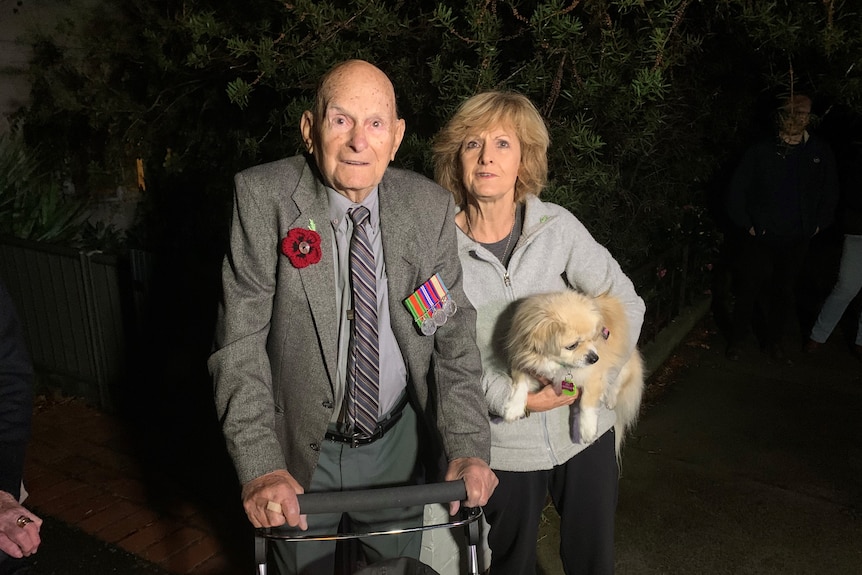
[13, 0, 862, 275]
[0, 131, 86, 242]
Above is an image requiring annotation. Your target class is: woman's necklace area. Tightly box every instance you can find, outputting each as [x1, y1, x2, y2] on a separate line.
[466, 205, 517, 256]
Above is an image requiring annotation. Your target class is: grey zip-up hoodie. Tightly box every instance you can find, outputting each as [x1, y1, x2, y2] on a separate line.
[457, 196, 645, 471]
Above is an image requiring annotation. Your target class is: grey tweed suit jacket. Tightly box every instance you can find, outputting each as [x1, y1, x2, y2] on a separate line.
[209, 155, 490, 489]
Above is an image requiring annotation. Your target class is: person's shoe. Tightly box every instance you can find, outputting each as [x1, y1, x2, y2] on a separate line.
[803, 339, 823, 353]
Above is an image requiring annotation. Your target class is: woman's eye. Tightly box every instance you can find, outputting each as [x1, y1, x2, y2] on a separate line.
[465, 140, 480, 149]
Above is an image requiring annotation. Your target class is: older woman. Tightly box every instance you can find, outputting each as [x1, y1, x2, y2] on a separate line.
[433, 91, 645, 574]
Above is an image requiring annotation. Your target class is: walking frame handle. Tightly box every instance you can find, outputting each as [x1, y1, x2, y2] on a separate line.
[295, 479, 467, 515]
[254, 480, 482, 574]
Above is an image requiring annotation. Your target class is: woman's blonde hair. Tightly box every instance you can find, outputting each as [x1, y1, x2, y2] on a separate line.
[433, 91, 549, 208]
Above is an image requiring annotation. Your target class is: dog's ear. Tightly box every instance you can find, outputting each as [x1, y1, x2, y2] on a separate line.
[508, 301, 562, 357]
[529, 309, 567, 356]
[593, 293, 629, 339]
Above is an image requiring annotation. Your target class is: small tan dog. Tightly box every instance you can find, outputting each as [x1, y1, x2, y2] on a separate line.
[504, 290, 644, 455]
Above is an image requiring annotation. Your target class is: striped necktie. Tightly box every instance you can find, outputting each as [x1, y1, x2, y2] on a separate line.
[347, 206, 379, 436]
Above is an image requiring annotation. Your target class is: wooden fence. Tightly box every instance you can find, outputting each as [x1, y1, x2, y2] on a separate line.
[0, 236, 152, 410]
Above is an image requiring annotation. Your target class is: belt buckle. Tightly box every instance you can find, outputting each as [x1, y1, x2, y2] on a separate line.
[349, 425, 384, 448]
[337, 399, 407, 448]
[357, 430, 377, 448]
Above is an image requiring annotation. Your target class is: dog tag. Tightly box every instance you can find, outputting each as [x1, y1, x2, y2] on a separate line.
[561, 373, 578, 396]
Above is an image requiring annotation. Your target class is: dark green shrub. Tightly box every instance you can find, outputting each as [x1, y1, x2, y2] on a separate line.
[14, 0, 862, 273]
[0, 131, 86, 242]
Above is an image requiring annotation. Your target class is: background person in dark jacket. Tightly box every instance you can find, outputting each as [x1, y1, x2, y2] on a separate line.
[0, 277, 42, 572]
[725, 93, 839, 362]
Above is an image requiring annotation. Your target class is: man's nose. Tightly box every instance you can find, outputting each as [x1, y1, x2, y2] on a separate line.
[348, 126, 369, 151]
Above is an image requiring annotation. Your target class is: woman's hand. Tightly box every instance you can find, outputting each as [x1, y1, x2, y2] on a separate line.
[525, 378, 579, 413]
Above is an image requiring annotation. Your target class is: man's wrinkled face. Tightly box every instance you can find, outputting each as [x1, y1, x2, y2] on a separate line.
[301, 62, 405, 201]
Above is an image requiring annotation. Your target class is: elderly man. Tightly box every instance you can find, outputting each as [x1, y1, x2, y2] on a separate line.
[725, 92, 839, 363]
[209, 60, 497, 574]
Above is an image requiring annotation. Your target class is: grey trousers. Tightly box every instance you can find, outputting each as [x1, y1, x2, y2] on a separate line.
[272, 404, 423, 574]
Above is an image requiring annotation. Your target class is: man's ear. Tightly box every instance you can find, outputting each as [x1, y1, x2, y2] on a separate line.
[390, 118, 406, 161]
[300, 110, 315, 154]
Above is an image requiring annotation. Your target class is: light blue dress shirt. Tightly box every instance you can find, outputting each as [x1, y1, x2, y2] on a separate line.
[327, 187, 408, 430]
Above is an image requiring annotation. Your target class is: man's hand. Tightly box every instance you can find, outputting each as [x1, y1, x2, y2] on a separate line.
[242, 469, 307, 530]
[0, 491, 41, 558]
[444, 458, 498, 515]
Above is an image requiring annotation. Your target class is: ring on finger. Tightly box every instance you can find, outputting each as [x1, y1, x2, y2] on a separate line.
[16, 515, 33, 528]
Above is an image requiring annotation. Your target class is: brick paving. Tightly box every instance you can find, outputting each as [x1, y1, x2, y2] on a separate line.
[23, 396, 250, 574]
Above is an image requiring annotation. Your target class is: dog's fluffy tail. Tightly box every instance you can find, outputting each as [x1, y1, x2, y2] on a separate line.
[612, 350, 645, 458]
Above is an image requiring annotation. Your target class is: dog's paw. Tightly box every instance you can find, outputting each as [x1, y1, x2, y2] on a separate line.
[603, 386, 620, 409]
[578, 407, 600, 444]
[502, 383, 529, 421]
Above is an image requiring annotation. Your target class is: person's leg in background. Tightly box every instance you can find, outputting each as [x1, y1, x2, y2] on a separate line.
[809, 234, 862, 348]
[727, 237, 771, 358]
[763, 238, 808, 361]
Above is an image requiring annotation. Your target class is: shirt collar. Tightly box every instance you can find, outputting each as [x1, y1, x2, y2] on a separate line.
[327, 186, 380, 232]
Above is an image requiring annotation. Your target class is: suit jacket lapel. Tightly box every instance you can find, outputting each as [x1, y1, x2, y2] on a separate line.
[290, 165, 339, 386]
[379, 178, 422, 339]
[288, 168, 423, 386]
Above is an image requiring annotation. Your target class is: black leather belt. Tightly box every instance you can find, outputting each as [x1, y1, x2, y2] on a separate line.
[325, 394, 409, 448]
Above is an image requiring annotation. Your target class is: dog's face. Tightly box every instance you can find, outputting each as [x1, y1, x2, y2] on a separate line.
[509, 291, 606, 370]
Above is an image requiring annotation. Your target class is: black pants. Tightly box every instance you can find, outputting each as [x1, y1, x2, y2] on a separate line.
[483, 429, 618, 575]
[729, 235, 809, 346]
